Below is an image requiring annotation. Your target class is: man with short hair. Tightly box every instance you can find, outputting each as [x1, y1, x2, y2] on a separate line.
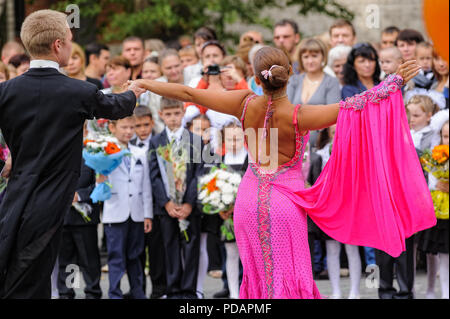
[273, 19, 300, 74]
[85, 42, 110, 81]
[0, 9, 144, 299]
[380, 26, 400, 50]
[329, 19, 357, 48]
[122, 36, 146, 80]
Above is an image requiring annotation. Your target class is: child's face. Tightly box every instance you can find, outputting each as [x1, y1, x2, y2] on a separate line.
[380, 51, 402, 75]
[189, 118, 211, 144]
[135, 115, 153, 141]
[142, 61, 162, 80]
[407, 103, 432, 131]
[442, 123, 449, 145]
[224, 127, 245, 154]
[159, 107, 185, 132]
[109, 117, 136, 145]
[180, 54, 198, 69]
[416, 47, 433, 71]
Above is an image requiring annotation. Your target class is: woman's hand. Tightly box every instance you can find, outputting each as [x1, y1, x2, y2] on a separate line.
[396, 60, 421, 84]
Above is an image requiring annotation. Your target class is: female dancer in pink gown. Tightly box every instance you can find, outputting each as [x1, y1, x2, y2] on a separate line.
[133, 47, 436, 299]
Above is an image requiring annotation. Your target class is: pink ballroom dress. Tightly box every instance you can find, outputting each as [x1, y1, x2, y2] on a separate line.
[233, 74, 437, 299]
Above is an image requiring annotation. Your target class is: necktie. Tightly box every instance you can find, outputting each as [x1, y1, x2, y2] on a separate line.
[138, 142, 145, 148]
[123, 155, 131, 172]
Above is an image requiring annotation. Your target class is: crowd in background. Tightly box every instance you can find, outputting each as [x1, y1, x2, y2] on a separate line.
[0, 17, 449, 300]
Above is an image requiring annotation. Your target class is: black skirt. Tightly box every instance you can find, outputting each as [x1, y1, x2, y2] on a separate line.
[417, 219, 449, 254]
[307, 216, 332, 241]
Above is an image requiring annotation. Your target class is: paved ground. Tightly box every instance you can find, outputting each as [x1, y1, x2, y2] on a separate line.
[69, 266, 442, 299]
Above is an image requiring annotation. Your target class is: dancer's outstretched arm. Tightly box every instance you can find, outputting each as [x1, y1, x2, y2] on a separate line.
[297, 60, 421, 132]
[133, 79, 253, 119]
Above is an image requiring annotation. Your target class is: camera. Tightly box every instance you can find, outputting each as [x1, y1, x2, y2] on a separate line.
[202, 64, 221, 76]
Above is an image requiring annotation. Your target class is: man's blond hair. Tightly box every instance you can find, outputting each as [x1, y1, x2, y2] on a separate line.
[20, 9, 69, 57]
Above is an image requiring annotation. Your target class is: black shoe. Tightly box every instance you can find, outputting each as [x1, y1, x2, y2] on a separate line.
[213, 288, 229, 298]
[317, 270, 329, 280]
[123, 292, 132, 299]
[150, 291, 166, 299]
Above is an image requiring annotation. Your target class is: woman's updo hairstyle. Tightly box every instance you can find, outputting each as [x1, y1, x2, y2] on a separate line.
[253, 46, 291, 92]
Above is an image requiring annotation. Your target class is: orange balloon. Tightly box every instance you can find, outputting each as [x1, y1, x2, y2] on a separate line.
[423, 0, 449, 63]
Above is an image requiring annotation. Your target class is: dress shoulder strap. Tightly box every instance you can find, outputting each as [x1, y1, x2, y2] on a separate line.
[240, 94, 258, 130]
[293, 104, 301, 133]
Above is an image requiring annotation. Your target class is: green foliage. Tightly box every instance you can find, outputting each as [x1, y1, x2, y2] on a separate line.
[50, 0, 353, 44]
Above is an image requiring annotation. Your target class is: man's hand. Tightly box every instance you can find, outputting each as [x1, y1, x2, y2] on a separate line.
[219, 205, 234, 220]
[144, 218, 152, 233]
[73, 192, 79, 203]
[396, 60, 421, 84]
[1, 154, 12, 178]
[178, 203, 193, 220]
[165, 201, 181, 218]
[127, 80, 146, 98]
[96, 174, 107, 184]
[436, 180, 449, 193]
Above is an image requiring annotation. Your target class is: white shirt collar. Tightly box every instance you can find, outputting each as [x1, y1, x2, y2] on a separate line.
[137, 134, 152, 145]
[29, 60, 60, 71]
[224, 147, 247, 165]
[165, 126, 184, 143]
[410, 125, 432, 149]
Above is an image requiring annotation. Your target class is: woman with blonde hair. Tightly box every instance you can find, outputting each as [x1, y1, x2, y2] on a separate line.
[64, 42, 103, 89]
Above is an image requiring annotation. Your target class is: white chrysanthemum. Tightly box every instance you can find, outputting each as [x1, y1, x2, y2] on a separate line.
[217, 170, 230, 181]
[229, 173, 242, 185]
[88, 142, 101, 149]
[210, 199, 221, 208]
[216, 180, 226, 188]
[222, 194, 234, 205]
[221, 183, 234, 195]
[198, 189, 208, 201]
[217, 203, 226, 212]
[209, 192, 220, 202]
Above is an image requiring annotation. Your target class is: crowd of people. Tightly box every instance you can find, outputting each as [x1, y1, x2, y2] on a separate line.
[0, 16, 448, 300]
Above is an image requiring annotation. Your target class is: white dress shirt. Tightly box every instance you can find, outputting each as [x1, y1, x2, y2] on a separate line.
[165, 126, 185, 144]
[29, 60, 60, 71]
[135, 134, 152, 151]
[224, 147, 247, 165]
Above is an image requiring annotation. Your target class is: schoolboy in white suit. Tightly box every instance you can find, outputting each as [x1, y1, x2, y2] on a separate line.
[102, 116, 153, 299]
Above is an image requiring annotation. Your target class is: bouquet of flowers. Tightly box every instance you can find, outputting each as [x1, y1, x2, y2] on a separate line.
[82, 135, 130, 204]
[198, 164, 242, 240]
[420, 144, 449, 219]
[156, 140, 189, 241]
[0, 132, 9, 195]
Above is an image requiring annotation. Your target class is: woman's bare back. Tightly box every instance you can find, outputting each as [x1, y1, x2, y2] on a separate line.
[241, 95, 307, 170]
